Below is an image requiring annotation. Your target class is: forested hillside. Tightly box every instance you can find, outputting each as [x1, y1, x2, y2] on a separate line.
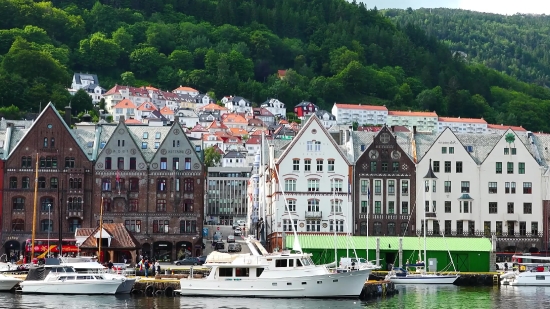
[1, 1, 550, 131]
[385, 8, 550, 86]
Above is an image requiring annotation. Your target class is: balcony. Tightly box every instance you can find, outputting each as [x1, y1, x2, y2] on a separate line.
[305, 211, 322, 218]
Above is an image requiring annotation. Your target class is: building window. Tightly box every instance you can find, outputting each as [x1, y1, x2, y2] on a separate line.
[374, 201, 381, 214]
[307, 179, 319, 192]
[401, 222, 408, 235]
[507, 162, 514, 174]
[156, 199, 167, 212]
[444, 161, 451, 173]
[306, 220, 321, 232]
[160, 157, 167, 170]
[21, 156, 32, 168]
[143, 132, 148, 139]
[293, 159, 300, 171]
[496, 221, 502, 236]
[43, 137, 48, 148]
[40, 197, 54, 212]
[316, 159, 323, 172]
[284, 179, 296, 191]
[286, 199, 296, 212]
[129, 199, 138, 212]
[361, 180, 368, 194]
[433, 161, 439, 172]
[179, 220, 196, 234]
[68, 197, 83, 211]
[9, 177, 17, 189]
[328, 160, 335, 172]
[456, 221, 463, 236]
[12, 219, 24, 231]
[388, 180, 395, 195]
[172, 157, 179, 170]
[401, 201, 408, 214]
[329, 220, 344, 232]
[22, 177, 30, 189]
[154, 142, 160, 149]
[496, 162, 502, 174]
[65, 157, 75, 168]
[461, 181, 469, 193]
[374, 180, 381, 195]
[392, 162, 399, 172]
[283, 219, 298, 232]
[402, 180, 408, 195]
[307, 199, 319, 212]
[184, 178, 194, 192]
[373, 222, 382, 235]
[488, 182, 497, 194]
[50, 177, 58, 189]
[449, 147, 454, 154]
[142, 142, 148, 149]
[387, 201, 395, 214]
[103, 198, 111, 212]
[105, 157, 112, 170]
[518, 162, 525, 174]
[456, 161, 462, 173]
[489, 202, 497, 214]
[331, 179, 343, 192]
[68, 178, 82, 189]
[13, 197, 25, 211]
[304, 159, 311, 172]
[185, 158, 191, 170]
[129, 178, 139, 192]
[523, 203, 532, 214]
[125, 220, 142, 233]
[331, 199, 342, 213]
[532, 222, 539, 236]
[381, 162, 388, 172]
[117, 157, 124, 170]
[511, 182, 516, 193]
[512, 148, 517, 155]
[523, 182, 532, 194]
[361, 201, 368, 213]
[519, 221, 526, 236]
[157, 178, 167, 191]
[507, 202, 514, 214]
[444, 181, 451, 193]
[153, 220, 169, 233]
[442, 147, 447, 154]
[155, 132, 161, 139]
[40, 219, 53, 232]
[484, 221, 491, 236]
[505, 182, 510, 194]
[102, 178, 111, 191]
[504, 148, 509, 155]
[38, 177, 46, 188]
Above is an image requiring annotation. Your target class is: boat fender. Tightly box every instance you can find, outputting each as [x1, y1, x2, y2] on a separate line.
[121, 277, 126, 282]
[145, 285, 155, 297]
[155, 289, 164, 296]
[165, 286, 174, 297]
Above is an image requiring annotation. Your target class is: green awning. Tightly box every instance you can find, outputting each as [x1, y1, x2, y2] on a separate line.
[458, 193, 473, 200]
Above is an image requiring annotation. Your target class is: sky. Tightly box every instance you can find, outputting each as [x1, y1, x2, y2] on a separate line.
[359, 0, 550, 15]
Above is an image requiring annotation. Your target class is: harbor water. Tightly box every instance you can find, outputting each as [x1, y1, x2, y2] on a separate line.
[1, 285, 550, 308]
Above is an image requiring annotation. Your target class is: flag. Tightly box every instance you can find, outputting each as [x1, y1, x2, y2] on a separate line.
[367, 187, 371, 199]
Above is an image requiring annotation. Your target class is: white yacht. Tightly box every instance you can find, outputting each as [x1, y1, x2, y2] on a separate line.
[60, 259, 137, 294]
[0, 273, 23, 291]
[19, 265, 123, 294]
[386, 263, 459, 284]
[175, 237, 371, 298]
[501, 255, 550, 286]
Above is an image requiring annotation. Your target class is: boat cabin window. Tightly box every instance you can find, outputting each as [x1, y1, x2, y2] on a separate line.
[536, 275, 546, 280]
[256, 268, 264, 277]
[288, 259, 294, 267]
[275, 259, 288, 267]
[235, 268, 249, 277]
[219, 268, 233, 277]
[296, 259, 303, 267]
[301, 258, 310, 266]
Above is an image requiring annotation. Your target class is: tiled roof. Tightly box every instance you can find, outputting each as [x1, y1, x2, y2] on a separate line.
[222, 113, 247, 123]
[137, 102, 157, 111]
[224, 151, 246, 158]
[245, 136, 261, 145]
[279, 119, 289, 124]
[388, 110, 437, 117]
[438, 117, 487, 124]
[159, 106, 174, 115]
[72, 128, 97, 159]
[229, 127, 248, 136]
[487, 124, 526, 131]
[75, 228, 95, 237]
[199, 103, 228, 111]
[248, 118, 265, 127]
[351, 130, 414, 163]
[253, 107, 274, 116]
[79, 223, 141, 249]
[125, 118, 142, 125]
[454, 133, 502, 164]
[126, 126, 172, 161]
[277, 70, 287, 77]
[202, 133, 223, 142]
[191, 123, 208, 132]
[207, 120, 228, 130]
[271, 139, 292, 159]
[173, 86, 199, 92]
[334, 103, 388, 111]
[413, 133, 440, 161]
[113, 99, 136, 109]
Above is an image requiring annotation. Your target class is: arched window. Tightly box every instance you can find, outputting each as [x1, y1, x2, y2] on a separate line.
[38, 177, 46, 188]
[307, 199, 319, 212]
[331, 199, 342, 213]
[50, 177, 58, 189]
[129, 178, 139, 192]
[184, 178, 194, 192]
[22, 177, 30, 189]
[331, 179, 343, 192]
[68, 218, 82, 232]
[68, 197, 83, 211]
[43, 138, 48, 148]
[102, 178, 111, 191]
[157, 178, 167, 191]
[50, 138, 55, 148]
[12, 219, 24, 231]
[40, 219, 53, 232]
[373, 222, 382, 236]
[387, 222, 396, 236]
[13, 197, 25, 211]
[360, 222, 367, 236]
[9, 177, 17, 189]
[40, 197, 54, 212]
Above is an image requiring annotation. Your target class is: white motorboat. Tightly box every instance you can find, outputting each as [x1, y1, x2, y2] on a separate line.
[501, 255, 550, 286]
[60, 259, 137, 294]
[175, 237, 372, 298]
[0, 273, 23, 291]
[19, 265, 123, 294]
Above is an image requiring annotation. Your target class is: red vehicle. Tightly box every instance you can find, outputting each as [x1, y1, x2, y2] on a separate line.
[24, 238, 79, 262]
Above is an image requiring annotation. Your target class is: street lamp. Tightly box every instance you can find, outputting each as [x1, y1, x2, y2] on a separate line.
[47, 203, 52, 257]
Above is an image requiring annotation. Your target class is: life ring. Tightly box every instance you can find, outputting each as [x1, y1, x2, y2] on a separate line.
[145, 285, 155, 297]
[165, 286, 174, 297]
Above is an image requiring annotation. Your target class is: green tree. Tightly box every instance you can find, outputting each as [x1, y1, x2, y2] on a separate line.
[204, 146, 222, 167]
[78, 33, 121, 71]
[121, 71, 136, 86]
[130, 47, 166, 76]
[71, 89, 94, 115]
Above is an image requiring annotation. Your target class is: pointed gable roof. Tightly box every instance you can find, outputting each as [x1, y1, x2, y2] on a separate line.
[137, 102, 157, 111]
[114, 98, 137, 109]
[191, 123, 208, 132]
[416, 127, 479, 164]
[97, 120, 148, 163]
[6, 102, 93, 160]
[208, 120, 228, 130]
[125, 118, 142, 125]
[479, 129, 539, 165]
[79, 223, 141, 249]
[353, 126, 414, 163]
[159, 106, 174, 115]
[150, 120, 203, 166]
[276, 114, 350, 165]
[199, 103, 227, 111]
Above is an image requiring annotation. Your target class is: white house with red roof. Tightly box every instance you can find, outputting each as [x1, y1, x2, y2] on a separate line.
[197, 103, 229, 115]
[221, 96, 253, 113]
[103, 85, 150, 114]
[202, 134, 224, 149]
[136, 102, 157, 120]
[173, 86, 200, 96]
[487, 124, 527, 134]
[222, 113, 248, 129]
[245, 136, 262, 156]
[113, 99, 137, 122]
[438, 116, 488, 134]
[252, 107, 275, 126]
[331, 103, 388, 125]
[159, 106, 175, 122]
[386, 110, 439, 133]
[189, 123, 208, 139]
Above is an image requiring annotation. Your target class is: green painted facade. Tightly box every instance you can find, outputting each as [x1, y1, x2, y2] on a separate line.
[285, 235, 492, 272]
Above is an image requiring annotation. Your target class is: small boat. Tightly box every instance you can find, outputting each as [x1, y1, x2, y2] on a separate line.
[60, 258, 137, 294]
[174, 237, 372, 298]
[386, 265, 459, 284]
[19, 265, 123, 295]
[0, 273, 23, 291]
[501, 255, 550, 286]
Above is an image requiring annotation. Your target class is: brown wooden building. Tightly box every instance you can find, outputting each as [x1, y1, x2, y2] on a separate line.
[352, 126, 417, 237]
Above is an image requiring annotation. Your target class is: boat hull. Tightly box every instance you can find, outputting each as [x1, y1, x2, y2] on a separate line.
[176, 269, 370, 298]
[114, 278, 136, 294]
[503, 271, 550, 286]
[388, 275, 458, 284]
[0, 277, 23, 291]
[20, 280, 121, 295]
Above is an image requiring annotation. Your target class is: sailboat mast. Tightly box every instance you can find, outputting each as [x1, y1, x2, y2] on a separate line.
[345, 176, 349, 259]
[30, 153, 39, 260]
[332, 179, 337, 266]
[424, 184, 427, 264]
[98, 197, 104, 263]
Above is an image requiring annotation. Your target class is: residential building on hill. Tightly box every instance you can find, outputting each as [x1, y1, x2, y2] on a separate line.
[386, 110, 438, 133]
[294, 101, 318, 120]
[222, 96, 253, 114]
[331, 103, 388, 125]
[438, 117, 488, 134]
[261, 98, 286, 118]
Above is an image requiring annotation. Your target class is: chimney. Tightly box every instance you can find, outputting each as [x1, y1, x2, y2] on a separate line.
[391, 125, 395, 132]
[413, 126, 417, 134]
[64, 105, 72, 127]
[119, 115, 125, 123]
[174, 114, 180, 124]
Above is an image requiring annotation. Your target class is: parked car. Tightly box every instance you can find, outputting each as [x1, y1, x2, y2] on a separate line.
[236, 220, 246, 226]
[234, 227, 242, 236]
[173, 257, 201, 266]
[227, 235, 235, 243]
[215, 241, 226, 252]
[197, 256, 207, 265]
[228, 243, 242, 253]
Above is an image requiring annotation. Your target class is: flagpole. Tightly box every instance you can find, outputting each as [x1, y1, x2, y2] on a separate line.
[98, 197, 104, 263]
[367, 180, 370, 262]
[30, 153, 39, 261]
